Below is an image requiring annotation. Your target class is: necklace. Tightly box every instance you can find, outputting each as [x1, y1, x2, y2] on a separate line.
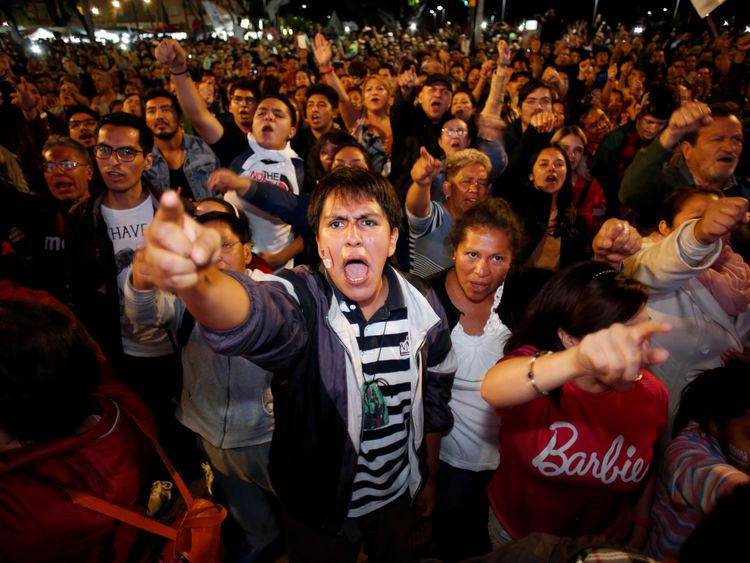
[362, 318, 390, 430]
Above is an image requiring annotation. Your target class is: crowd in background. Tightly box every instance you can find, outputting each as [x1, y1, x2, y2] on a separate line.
[1, 11, 750, 563]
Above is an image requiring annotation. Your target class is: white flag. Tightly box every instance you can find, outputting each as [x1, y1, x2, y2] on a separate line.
[689, 0, 727, 18]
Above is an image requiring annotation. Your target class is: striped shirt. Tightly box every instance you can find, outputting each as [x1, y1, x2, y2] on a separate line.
[647, 421, 750, 559]
[334, 267, 416, 518]
[407, 201, 455, 278]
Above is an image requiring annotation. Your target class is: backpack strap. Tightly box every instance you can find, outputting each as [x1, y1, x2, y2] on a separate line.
[55, 403, 195, 537]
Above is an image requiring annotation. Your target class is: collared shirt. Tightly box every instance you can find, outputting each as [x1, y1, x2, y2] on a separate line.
[331, 266, 416, 518]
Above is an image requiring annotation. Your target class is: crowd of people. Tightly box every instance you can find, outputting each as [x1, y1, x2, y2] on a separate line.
[1, 12, 750, 563]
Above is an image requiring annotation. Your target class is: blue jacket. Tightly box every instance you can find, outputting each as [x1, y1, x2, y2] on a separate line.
[145, 133, 220, 200]
[199, 265, 456, 533]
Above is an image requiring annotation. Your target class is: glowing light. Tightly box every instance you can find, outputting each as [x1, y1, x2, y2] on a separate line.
[91, 6, 99, 14]
[240, 18, 250, 29]
[745, 25, 750, 33]
[144, 0, 151, 4]
[663, 7, 667, 11]
[633, 26, 644, 35]
[301, 3, 307, 7]
[481, 21, 487, 30]
[30, 44, 42, 54]
[266, 33, 273, 41]
[647, 10, 652, 15]
[111, 0, 120, 8]
[437, 5, 443, 10]
[409, 22, 417, 31]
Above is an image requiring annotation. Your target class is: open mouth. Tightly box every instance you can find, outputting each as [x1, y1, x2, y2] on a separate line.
[546, 174, 558, 183]
[261, 124, 274, 133]
[105, 170, 124, 179]
[717, 155, 736, 164]
[52, 180, 75, 191]
[343, 258, 369, 284]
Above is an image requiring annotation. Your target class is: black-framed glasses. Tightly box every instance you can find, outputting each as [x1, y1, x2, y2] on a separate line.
[230, 95, 256, 106]
[94, 144, 143, 162]
[42, 160, 88, 173]
[68, 118, 98, 130]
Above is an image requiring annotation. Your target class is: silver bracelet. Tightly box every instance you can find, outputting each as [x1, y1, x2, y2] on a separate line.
[528, 351, 553, 396]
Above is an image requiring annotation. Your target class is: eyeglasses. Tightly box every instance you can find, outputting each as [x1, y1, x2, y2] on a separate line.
[42, 160, 88, 172]
[94, 144, 144, 162]
[221, 240, 242, 252]
[457, 177, 489, 190]
[68, 118, 98, 130]
[230, 95, 256, 106]
[442, 128, 468, 137]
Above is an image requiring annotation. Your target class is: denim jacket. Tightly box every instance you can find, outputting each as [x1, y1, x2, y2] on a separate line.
[145, 133, 220, 200]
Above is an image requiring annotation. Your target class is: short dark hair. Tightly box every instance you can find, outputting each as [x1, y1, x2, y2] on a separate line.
[259, 93, 297, 125]
[518, 79, 553, 105]
[639, 84, 679, 120]
[306, 130, 359, 183]
[66, 105, 99, 122]
[305, 83, 339, 107]
[143, 88, 183, 119]
[659, 186, 723, 227]
[308, 167, 402, 234]
[228, 79, 260, 100]
[0, 300, 100, 442]
[674, 360, 750, 438]
[505, 260, 648, 354]
[450, 198, 524, 261]
[452, 86, 477, 107]
[98, 112, 154, 154]
[332, 140, 373, 170]
[42, 135, 91, 165]
[195, 203, 253, 244]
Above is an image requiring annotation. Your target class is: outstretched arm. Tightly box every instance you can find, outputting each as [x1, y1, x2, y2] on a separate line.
[143, 190, 248, 329]
[154, 39, 224, 144]
[481, 320, 671, 409]
[405, 147, 442, 218]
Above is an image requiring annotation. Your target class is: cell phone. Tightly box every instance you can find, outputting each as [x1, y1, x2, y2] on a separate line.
[296, 34, 308, 50]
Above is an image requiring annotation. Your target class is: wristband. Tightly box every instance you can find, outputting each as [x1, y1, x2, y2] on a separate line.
[528, 351, 552, 396]
[320, 66, 334, 75]
[170, 68, 189, 76]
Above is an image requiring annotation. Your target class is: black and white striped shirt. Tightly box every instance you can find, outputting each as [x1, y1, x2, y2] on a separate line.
[335, 267, 416, 518]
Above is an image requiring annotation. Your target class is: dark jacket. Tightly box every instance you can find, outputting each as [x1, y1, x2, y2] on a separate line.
[389, 88, 450, 191]
[199, 265, 456, 533]
[65, 182, 162, 364]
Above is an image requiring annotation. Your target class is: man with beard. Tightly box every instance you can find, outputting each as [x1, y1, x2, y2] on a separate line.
[143, 89, 219, 201]
[66, 105, 99, 150]
[154, 39, 260, 167]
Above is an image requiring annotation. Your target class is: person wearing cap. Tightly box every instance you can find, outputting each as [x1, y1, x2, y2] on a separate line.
[389, 69, 454, 191]
[124, 200, 282, 561]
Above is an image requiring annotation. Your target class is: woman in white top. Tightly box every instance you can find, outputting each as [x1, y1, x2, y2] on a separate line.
[427, 197, 529, 562]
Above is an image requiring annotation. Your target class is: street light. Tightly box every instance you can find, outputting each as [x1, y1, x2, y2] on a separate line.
[437, 5, 444, 28]
[91, 6, 100, 14]
[112, 0, 120, 8]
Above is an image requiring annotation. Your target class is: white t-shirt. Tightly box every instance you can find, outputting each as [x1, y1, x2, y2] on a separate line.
[101, 195, 173, 357]
[439, 284, 511, 471]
